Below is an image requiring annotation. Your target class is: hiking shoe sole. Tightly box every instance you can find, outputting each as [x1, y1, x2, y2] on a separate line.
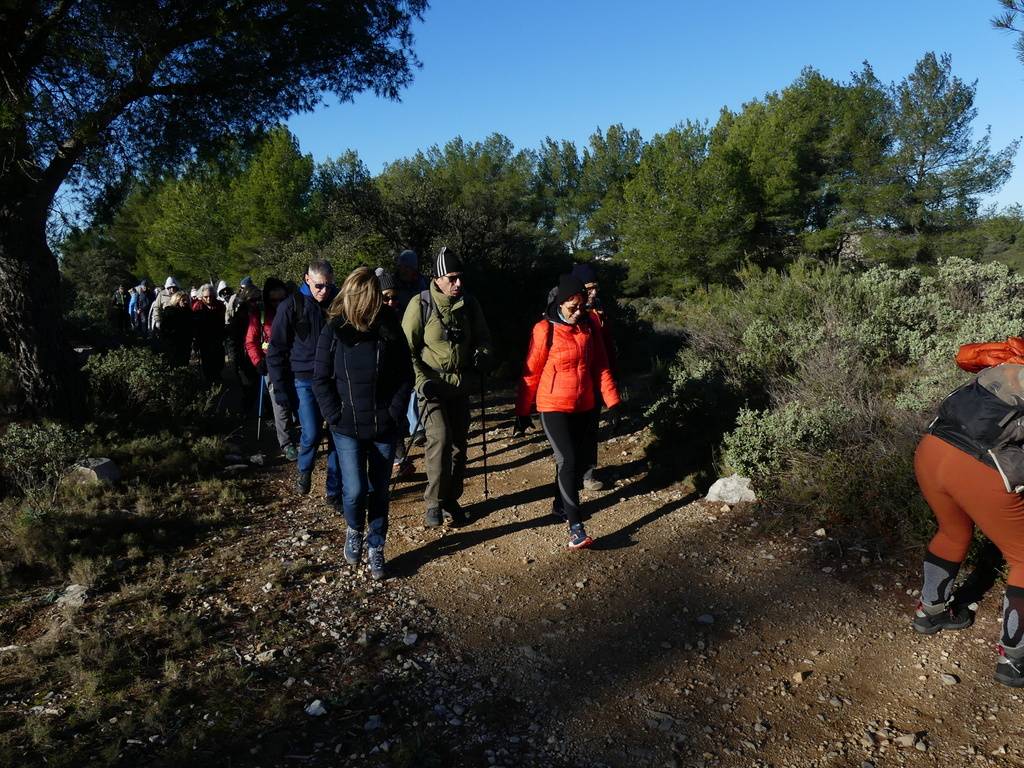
[568, 535, 593, 550]
[911, 607, 974, 635]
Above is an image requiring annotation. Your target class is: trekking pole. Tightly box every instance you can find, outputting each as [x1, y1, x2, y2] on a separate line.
[479, 372, 489, 500]
[257, 375, 266, 440]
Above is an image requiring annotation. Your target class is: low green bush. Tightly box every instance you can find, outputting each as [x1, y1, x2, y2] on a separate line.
[83, 347, 217, 432]
[645, 256, 1024, 545]
[0, 421, 88, 497]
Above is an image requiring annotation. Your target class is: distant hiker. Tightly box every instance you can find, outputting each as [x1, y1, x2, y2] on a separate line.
[402, 247, 493, 528]
[130, 280, 153, 335]
[912, 360, 1024, 686]
[216, 279, 233, 305]
[191, 283, 225, 386]
[110, 283, 131, 333]
[267, 259, 342, 502]
[160, 291, 193, 366]
[245, 277, 298, 460]
[230, 284, 262, 413]
[393, 249, 429, 315]
[377, 268, 415, 478]
[225, 276, 253, 327]
[150, 276, 180, 333]
[312, 267, 414, 580]
[515, 274, 620, 550]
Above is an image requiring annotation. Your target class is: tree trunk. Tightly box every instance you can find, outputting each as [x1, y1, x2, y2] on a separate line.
[0, 195, 82, 421]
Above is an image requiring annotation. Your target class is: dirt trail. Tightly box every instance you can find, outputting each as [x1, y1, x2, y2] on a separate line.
[358, 397, 1024, 768]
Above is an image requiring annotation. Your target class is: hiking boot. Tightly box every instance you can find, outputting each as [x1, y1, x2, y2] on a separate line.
[443, 501, 468, 527]
[424, 506, 442, 528]
[344, 528, 363, 566]
[367, 546, 386, 581]
[296, 471, 312, 495]
[911, 600, 974, 635]
[582, 469, 604, 491]
[568, 523, 593, 550]
[283, 444, 299, 462]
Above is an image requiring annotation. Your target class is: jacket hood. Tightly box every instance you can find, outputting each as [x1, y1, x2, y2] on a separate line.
[261, 277, 288, 308]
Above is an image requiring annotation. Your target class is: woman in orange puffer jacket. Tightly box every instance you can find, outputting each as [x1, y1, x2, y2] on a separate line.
[515, 274, 620, 549]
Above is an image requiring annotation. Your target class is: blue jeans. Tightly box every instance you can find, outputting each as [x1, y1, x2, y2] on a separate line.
[294, 378, 341, 498]
[331, 431, 396, 548]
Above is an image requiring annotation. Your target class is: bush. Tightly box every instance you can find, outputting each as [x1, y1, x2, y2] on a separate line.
[645, 256, 1024, 545]
[0, 421, 88, 497]
[83, 347, 217, 432]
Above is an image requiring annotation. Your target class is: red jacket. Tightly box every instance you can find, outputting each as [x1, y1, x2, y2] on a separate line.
[516, 308, 620, 416]
[245, 306, 275, 368]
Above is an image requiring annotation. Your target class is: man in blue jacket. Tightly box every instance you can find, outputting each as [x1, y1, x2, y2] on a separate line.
[267, 259, 342, 501]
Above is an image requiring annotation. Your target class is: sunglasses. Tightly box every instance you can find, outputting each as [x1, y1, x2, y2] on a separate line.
[311, 282, 333, 290]
[443, 274, 464, 283]
[382, 294, 398, 304]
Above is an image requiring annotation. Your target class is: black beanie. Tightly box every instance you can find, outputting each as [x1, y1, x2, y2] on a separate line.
[554, 274, 586, 305]
[375, 267, 396, 292]
[434, 246, 464, 277]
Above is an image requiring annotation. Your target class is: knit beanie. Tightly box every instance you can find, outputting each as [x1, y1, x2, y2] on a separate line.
[164, 276, 179, 289]
[375, 267, 396, 292]
[554, 274, 586, 305]
[397, 249, 418, 269]
[571, 262, 598, 285]
[433, 246, 464, 277]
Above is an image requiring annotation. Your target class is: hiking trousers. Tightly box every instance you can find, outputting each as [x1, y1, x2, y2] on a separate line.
[540, 410, 597, 528]
[419, 391, 471, 508]
[915, 433, 1024, 587]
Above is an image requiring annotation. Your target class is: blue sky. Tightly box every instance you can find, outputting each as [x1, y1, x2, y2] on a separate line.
[287, 1, 1024, 207]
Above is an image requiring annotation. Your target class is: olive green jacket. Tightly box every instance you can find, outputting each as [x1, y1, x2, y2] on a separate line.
[401, 281, 493, 395]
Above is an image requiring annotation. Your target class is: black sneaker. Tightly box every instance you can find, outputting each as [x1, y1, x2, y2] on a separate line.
[551, 498, 567, 522]
[424, 506, 442, 528]
[443, 501, 468, 527]
[911, 600, 974, 635]
[296, 471, 312, 495]
[995, 645, 1024, 687]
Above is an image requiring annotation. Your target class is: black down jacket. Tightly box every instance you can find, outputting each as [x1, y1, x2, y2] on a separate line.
[312, 312, 414, 440]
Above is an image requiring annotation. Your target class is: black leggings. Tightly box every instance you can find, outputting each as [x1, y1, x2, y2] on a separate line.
[540, 410, 597, 527]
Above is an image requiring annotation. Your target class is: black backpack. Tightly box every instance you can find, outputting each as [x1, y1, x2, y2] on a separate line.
[929, 363, 1024, 492]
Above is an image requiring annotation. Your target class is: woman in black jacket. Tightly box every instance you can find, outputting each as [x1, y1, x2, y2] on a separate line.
[312, 267, 413, 580]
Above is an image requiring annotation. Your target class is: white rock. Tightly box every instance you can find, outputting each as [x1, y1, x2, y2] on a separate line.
[403, 632, 418, 646]
[940, 673, 959, 685]
[704, 474, 757, 504]
[249, 454, 266, 466]
[814, 528, 827, 537]
[305, 699, 327, 716]
[64, 458, 120, 485]
[56, 584, 88, 608]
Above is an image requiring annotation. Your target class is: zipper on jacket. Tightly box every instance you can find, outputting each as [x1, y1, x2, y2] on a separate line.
[372, 337, 382, 435]
[342, 339, 356, 430]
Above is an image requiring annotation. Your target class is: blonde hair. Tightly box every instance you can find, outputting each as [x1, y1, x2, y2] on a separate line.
[328, 266, 382, 332]
[169, 291, 189, 308]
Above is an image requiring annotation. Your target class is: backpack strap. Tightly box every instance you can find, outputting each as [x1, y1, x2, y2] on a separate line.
[291, 292, 311, 340]
[419, 289, 433, 325]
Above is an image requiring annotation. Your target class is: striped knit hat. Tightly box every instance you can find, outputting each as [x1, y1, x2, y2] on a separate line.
[433, 246, 464, 278]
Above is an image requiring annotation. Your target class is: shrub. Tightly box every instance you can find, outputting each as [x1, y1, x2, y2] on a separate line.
[83, 347, 217, 431]
[644, 256, 1024, 545]
[0, 421, 88, 497]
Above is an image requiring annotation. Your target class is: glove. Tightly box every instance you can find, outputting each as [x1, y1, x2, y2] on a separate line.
[513, 415, 533, 436]
[420, 378, 441, 400]
[256, 359, 268, 376]
[605, 403, 622, 431]
[474, 347, 494, 374]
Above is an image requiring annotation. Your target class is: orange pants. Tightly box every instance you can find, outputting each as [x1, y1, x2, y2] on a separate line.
[915, 434, 1024, 588]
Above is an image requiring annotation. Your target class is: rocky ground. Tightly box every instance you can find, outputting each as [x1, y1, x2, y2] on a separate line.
[6, 393, 1024, 767]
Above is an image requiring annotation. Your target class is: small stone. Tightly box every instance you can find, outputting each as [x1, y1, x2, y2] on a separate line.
[364, 714, 383, 731]
[697, 614, 715, 625]
[792, 670, 811, 684]
[249, 453, 266, 466]
[894, 733, 917, 748]
[56, 584, 88, 608]
[814, 528, 826, 537]
[305, 700, 326, 717]
[254, 649, 276, 664]
[64, 457, 121, 485]
[940, 673, 959, 685]
[403, 633, 418, 646]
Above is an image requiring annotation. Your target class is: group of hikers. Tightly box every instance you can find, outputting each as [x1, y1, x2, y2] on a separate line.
[113, 245, 1024, 689]
[118, 248, 619, 581]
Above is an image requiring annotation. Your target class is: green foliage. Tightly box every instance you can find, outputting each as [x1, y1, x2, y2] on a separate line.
[0, 422, 88, 497]
[646, 256, 1024, 544]
[83, 348, 216, 431]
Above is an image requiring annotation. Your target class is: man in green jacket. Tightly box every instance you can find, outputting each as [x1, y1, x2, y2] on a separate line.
[402, 247, 493, 527]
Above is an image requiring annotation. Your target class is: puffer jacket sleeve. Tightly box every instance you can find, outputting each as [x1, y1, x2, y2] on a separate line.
[244, 311, 264, 368]
[591, 323, 621, 409]
[515, 320, 552, 416]
[266, 296, 294, 404]
[312, 324, 343, 430]
[387, 326, 414, 433]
